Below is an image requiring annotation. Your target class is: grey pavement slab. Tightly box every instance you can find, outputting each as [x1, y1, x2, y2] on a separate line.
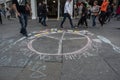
[105, 58, 120, 76]
[15, 55, 62, 80]
[0, 67, 23, 80]
[61, 56, 120, 80]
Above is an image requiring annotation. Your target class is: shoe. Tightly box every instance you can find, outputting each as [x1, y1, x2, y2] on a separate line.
[41, 22, 44, 25]
[75, 26, 78, 28]
[72, 25, 76, 28]
[23, 33, 28, 37]
[86, 26, 88, 28]
[60, 26, 63, 28]
[101, 23, 103, 27]
[44, 24, 48, 26]
[71, 26, 75, 29]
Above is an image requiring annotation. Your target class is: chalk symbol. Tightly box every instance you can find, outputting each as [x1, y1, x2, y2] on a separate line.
[28, 30, 92, 56]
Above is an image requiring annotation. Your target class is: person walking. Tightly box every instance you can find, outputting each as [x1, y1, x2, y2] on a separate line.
[0, 5, 2, 24]
[91, 1, 100, 27]
[98, 0, 109, 26]
[77, 2, 88, 28]
[0, 9, 2, 24]
[60, 0, 74, 29]
[12, 0, 31, 37]
[41, 1, 48, 26]
[104, 4, 113, 23]
[38, 2, 42, 23]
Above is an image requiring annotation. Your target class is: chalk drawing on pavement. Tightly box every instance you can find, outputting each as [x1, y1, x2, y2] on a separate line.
[97, 35, 120, 53]
[28, 58, 47, 79]
[27, 29, 92, 56]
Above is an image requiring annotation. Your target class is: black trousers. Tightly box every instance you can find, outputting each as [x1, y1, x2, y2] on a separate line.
[61, 13, 74, 28]
[0, 14, 2, 24]
[38, 14, 42, 23]
[78, 15, 88, 26]
[98, 11, 106, 26]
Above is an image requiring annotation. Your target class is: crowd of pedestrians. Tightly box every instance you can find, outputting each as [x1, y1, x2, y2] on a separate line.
[75, 0, 117, 27]
[0, 0, 120, 37]
[37, 0, 119, 29]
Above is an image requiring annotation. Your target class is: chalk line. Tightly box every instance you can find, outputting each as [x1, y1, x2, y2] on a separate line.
[44, 35, 60, 40]
[97, 35, 120, 53]
[63, 37, 86, 40]
[57, 31, 65, 55]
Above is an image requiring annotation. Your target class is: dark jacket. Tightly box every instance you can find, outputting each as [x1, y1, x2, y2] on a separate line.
[41, 4, 47, 15]
[81, 6, 87, 17]
[38, 5, 42, 16]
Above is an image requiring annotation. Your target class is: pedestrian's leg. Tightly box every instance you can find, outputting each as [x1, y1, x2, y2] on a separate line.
[41, 15, 47, 26]
[0, 14, 2, 24]
[39, 17, 41, 23]
[108, 14, 111, 22]
[41, 15, 44, 25]
[39, 15, 42, 23]
[84, 18, 88, 27]
[42, 15, 45, 26]
[83, 16, 88, 27]
[77, 16, 83, 27]
[24, 14, 28, 36]
[85, 16, 87, 26]
[18, 15, 24, 33]
[24, 14, 28, 28]
[68, 13, 74, 28]
[77, 18, 81, 27]
[101, 12, 106, 25]
[43, 15, 47, 26]
[92, 15, 96, 26]
[81, 16, 84, 25]
[60, 13, 67, 28]
[18, 14, 27, 36]
[98, 13, 103, 26]
[106, 12, 111, 22]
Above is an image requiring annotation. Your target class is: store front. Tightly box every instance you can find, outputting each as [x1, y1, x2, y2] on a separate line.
[30, 0, 74, 19]
[30, 0, 118, 19]
[47, 0, 58, 18]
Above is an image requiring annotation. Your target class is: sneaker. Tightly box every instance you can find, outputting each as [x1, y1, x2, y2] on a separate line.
[60, 26, 63, 28]
[23, 33, 28, 37]
[44, 24, 48, 26]
[71, 26, 75, 29]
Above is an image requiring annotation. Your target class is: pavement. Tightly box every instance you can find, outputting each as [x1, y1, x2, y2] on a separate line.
[0, 16, 120, 80]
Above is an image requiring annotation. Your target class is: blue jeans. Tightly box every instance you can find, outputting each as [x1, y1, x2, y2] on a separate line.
[92, 15, 97, 26]
[41, 14, 47, 26]
[61, 13, 74, 28]
[18, 13, 28, 34]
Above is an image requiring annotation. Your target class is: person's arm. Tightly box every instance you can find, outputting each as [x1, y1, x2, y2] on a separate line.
[12, 3, 20, 16]
[26, 2, 32, 16]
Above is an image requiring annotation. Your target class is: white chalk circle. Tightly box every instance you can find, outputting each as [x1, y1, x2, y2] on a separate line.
[27, 30, 92, 56]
